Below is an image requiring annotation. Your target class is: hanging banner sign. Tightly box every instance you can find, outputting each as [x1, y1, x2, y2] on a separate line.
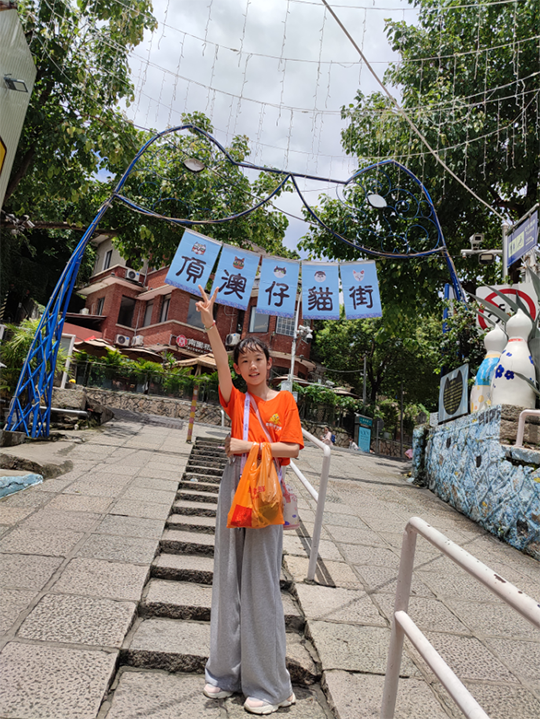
[340, 261, 382, 320]
[257, 257, 300, 318]
[507, 211, 538, 267]
[211, 245, 260, 310]
[301, 262, 340, 320]
[165, 229, 222, 293]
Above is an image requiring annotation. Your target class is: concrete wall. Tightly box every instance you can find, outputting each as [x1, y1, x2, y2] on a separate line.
[414, 405, 540, 559]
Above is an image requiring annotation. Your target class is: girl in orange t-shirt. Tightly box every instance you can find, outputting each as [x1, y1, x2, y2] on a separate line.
[196, 285, 303, 715]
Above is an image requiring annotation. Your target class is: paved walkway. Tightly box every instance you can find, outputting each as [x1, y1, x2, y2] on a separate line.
[0, 418, 539, 718]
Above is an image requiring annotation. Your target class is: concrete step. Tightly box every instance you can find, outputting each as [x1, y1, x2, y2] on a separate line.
[171, 499, 217, 517]
[140, 578, 304, 631]
[151, 553, 292, 591]
[160, 529, 215, 556]
[183, 472, 221, 484]
[152, 553, 215, 584]
[122, 617, 320, 684]
[166, 513, 216, 534]
[176, 489, 218, 504]
[179, 479, 219, 494]
[185, 463, 224, 476]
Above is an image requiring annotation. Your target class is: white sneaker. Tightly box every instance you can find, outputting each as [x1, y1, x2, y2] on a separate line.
[244, 693, 296, 715]
[203, 684, 233, 699]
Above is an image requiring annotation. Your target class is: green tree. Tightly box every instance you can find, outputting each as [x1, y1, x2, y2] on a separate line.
[1, 0, 156, 312]
[312, 315, 441, 408]
[300, 0, 539, 318]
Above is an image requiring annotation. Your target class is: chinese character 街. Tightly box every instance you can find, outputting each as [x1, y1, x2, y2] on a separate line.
[349, 285, 374, 310]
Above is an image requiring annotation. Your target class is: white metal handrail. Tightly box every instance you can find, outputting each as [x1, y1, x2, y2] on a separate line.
[381, 516, 540, 719]
[515, 408, 540, 447]
[289, 428, 331, 581]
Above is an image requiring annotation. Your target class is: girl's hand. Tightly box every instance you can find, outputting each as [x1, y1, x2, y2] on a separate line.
[224, 435, 254, 457]
[195, 285, 218, 327]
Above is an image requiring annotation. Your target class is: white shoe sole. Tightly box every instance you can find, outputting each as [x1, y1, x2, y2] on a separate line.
[244, 694, 296, 714]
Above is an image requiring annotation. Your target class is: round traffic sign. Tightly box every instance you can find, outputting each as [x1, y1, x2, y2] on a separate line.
[478, 289, 536, 330]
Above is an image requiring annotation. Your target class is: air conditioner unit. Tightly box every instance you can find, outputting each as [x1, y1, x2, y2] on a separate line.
[169, 335, 177, 346]
[115, 334, 131, 346]
[125, 269, 140, 282]
[225, 333, 241, 347]
[132, 335, 144, 347]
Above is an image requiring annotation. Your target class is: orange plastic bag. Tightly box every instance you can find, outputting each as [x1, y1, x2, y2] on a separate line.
[227, 443, 284, 529]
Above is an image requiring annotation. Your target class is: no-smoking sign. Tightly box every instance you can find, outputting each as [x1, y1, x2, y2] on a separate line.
[476, 283, 537, 330]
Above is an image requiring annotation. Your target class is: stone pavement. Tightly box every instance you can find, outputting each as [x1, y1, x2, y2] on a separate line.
[0, 417, 539, 719]
[286, 445, 540, 719]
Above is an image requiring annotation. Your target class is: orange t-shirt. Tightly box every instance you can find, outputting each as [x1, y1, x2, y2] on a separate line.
[219, 385, 304, 466]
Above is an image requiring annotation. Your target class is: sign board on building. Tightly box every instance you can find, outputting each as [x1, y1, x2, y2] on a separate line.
[0, 10, 37, 207]
[476, 283, 538, 330]
[507, 211, 538, 267]
[438, 364, 469, 423]
[176, 334, 211, 354]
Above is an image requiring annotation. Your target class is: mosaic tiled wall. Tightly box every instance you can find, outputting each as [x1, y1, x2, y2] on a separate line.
[414, 406, 540, 558]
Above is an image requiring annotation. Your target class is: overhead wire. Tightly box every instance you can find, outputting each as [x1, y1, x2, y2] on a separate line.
[320, 0, 507, 220]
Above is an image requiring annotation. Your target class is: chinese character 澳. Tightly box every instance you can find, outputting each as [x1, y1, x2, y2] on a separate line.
[219, 270, 247, 299]
[176, 255, 206, 283]
[264, 281, 290, 308]
[349, 285, 374, 310]
[308, 286, 333, 312]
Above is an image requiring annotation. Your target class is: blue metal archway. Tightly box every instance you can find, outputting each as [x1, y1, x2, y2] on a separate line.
[6, 124, 464, 437]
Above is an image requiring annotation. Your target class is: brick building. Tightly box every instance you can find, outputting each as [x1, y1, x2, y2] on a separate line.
[73, 236, 314, 379]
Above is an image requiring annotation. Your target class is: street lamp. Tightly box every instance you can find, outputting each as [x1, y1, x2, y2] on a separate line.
[285, 299, 312, 391]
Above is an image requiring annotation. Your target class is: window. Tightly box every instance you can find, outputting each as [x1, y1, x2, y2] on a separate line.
[103, 249, 113, 271]
[143, 301, 154, 327]
[249, 307, 269, 333]
[276, 316, 295, 337]
[186, 296, 217, 329]
[160, 296, 171, 323]
[96, 297, 105, 315]
[236, 310, 245, 335]
[117, 296, 136, 327]
[186, 297, 205, 329]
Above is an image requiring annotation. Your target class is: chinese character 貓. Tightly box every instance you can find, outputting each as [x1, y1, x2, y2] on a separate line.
[307, 286, 334, 312]
[302, 262, 340, 320]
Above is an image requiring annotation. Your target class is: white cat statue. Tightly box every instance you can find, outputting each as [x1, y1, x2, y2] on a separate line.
[491, 309, 536, 409]
[470, 323, 507, 412]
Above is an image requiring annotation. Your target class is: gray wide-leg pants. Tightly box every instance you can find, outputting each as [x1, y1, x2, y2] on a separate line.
[205, 456, 292, 704]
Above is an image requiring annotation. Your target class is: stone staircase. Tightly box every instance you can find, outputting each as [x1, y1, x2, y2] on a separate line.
[116, 436, 322, 690]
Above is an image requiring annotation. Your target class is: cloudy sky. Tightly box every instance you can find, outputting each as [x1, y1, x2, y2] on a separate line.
[125, 0, 417, 252]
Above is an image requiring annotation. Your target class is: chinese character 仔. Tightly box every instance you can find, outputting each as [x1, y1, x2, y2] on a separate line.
[264, 281, 290, 308]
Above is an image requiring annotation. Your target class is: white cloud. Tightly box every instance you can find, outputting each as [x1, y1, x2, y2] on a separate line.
[126, 0, 417, 253]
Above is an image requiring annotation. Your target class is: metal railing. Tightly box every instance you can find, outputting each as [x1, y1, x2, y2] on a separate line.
[515, 408, 540, 447]
[381, 516, 540, 719]
[288, 428, 332, 581]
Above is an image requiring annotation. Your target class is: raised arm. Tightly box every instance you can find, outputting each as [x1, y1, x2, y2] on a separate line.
[195, 285, 233, 403]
